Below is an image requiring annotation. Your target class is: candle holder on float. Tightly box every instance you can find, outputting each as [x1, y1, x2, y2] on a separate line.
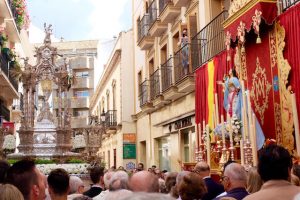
[243, 138, 253, 171]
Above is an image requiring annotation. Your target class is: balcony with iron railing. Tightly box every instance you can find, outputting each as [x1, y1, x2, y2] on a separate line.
[161, 58, 173, 92]
[149, 0, 158, 27]
[158, 0, 180, 23]
[105, 110, 117, 129]
[148, 0, 168, 36]
[0, 53, 19, 93]
[159, 0, 171, 14]
[149, 69, 161, 100]
[137, 13, 154, 50]
[0, 104, 10, 121]
[279, 0, 300, 11]
[138, 14, 149, 42]
[139, 80, 150, 107]
[191, 10, 228, 71]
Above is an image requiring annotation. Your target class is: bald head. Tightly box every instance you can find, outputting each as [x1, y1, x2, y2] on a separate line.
[194, 161, 210, 177]
[129, 171, 159, 192]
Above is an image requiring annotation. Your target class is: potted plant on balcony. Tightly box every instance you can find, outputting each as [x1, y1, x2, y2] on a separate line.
[11, 0, 30, 30]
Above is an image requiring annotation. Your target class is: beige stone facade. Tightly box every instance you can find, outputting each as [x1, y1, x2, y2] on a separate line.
[51, 40, 98, 131]
[133, 0, 228, 171]
[90, 30, 136, 169]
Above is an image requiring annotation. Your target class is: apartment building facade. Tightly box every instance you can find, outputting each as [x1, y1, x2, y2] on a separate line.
[90, 30, 136, 169]
[0, 0, 33, 131]
[133, 0, 230, 171]
[52, 40, 98, 132]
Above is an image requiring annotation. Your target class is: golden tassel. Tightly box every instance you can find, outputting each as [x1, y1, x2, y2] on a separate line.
[256, 34, 261, 44]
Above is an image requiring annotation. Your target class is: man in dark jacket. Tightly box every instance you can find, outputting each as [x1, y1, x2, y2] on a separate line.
[194, 161, 224, 200]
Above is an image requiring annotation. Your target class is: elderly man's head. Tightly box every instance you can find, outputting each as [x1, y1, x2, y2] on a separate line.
[222, 163, 247, 192]
[69, 176, 84, 194]
[129, 171, 159, 193]
[109, 170, 129, 191]
[103, 171, 115, 190]
[194, 161, 210, 178]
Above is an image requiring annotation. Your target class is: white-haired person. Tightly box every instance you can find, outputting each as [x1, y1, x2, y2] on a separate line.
[68, 176, 85, 200]
[93, 171, 115, 200]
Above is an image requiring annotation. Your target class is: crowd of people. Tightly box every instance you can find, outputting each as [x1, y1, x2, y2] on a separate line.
[0, 144, 300, 200]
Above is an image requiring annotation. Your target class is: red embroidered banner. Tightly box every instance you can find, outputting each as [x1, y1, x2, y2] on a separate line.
[245, 29, 276, 140]
[224, 0, 278, 41]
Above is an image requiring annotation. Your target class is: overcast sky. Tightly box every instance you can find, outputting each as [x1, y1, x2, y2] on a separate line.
[27, 0, 132, 43]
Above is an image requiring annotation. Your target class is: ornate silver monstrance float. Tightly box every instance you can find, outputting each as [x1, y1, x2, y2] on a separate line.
[9, 24, 79, 159]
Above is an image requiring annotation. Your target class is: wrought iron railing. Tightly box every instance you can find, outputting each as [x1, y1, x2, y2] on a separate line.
[279, 0, 300, 11]
[0, 104, 10, 121]
[161, 58, 173, 92]
[191, 10, 228, 71]
[149, 0, 158, 27]
[0, 54, 18, 92]
[105, 110, 117, 128]
[150, 69, 160, 100]
[173, 43, 191, 83]
[139, 80, 150, 107]
[159, 0, 171, 15]
[138, 14, 150, 42]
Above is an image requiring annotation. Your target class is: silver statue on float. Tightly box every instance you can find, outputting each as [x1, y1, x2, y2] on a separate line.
[9, 23, 78, 159]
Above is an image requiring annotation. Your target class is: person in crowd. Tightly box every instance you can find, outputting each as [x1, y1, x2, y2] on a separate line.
[73, 196, 93, 200]
[93, 171, 115, 200]
[173, 171, 190, 199]
[109, 170, 129, 191]
[68, 176, 85, 200]
[244, 144, 300, 200]
[83, 166, 104, 198]
[291, 174, 300, 186]
[119, 192, 175, 200]
[129, 171, 159, 193]
[0, 160, 10, 183]
[293, 164, 300, 180]
[137, 163, 144, 171]
[151, 165, 157, 171]
[246, 166, 263, 194]
[213, 163, 248, 200]
[117, 166, 125, 171]
[0, 183, 24, 200]
[178, 172, 207, 200]
[6, 159, 47, 200]
[47, 168, 70, 200]
[194, 161, 224, 200]
[147, 168, 153, 173]
[158, 178, 167, 193]
[103, 189, 132, 200]
[165, 172, 178, 198]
